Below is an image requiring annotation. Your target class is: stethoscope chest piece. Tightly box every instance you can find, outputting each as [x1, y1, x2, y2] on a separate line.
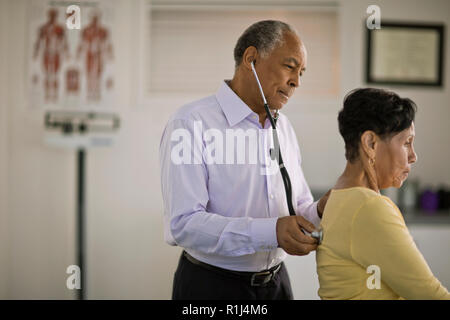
[311, 227, 323, 245]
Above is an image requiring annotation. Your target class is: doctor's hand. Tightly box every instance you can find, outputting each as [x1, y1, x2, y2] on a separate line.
[276, 216, 318, 256]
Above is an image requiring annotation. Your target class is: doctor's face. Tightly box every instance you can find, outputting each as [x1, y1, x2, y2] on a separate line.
[255, 32, 307, 110]
[374, 123, 418, 189]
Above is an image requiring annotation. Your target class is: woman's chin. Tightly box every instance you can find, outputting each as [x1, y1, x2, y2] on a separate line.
[392, 178, 405, 189]
[382, 177, 405, 189]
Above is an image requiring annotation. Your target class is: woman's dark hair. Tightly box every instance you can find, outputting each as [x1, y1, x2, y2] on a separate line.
[338, 88, 417, 162]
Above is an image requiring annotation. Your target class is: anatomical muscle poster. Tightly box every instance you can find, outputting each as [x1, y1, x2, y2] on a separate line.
[28, 0, 116, 110]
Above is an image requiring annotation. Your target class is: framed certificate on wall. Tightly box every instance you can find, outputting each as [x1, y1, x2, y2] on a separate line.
[366, 22, 444, 86]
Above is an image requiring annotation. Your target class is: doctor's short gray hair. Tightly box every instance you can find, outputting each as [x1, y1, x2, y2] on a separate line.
[233, 20, 298, 68]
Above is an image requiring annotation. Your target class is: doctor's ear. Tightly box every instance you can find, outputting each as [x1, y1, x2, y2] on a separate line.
[242, 46, 258, 70]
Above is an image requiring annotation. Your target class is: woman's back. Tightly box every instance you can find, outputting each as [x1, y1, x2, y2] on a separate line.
[316, 187, 450, 300]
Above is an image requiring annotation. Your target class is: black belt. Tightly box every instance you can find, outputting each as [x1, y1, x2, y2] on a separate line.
[183, 251, 282, 287]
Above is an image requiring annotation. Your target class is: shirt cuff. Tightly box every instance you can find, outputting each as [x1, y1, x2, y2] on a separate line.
[250, 217, 279, 252]
[309, 201, 322, 227]
[297, 201, 321, 228]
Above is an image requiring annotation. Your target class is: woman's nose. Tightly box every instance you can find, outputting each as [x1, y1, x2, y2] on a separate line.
[409, 148, 418, 164]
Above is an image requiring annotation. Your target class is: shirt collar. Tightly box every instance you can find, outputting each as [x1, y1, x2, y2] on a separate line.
[215, 80, 255, 127]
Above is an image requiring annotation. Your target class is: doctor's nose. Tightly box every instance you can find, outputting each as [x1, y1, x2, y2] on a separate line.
[288, 76, 299, 88]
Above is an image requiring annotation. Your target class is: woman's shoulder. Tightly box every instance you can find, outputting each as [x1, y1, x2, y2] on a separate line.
[331, 186, 385, 205]
[330, 187, 400, 222]
[349, 189, 402, 226]
[332, 187, 391, 204]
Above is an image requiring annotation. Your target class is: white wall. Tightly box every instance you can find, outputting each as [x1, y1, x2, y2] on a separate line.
[288, 0, 450, 191]
[3, 0, 76, 299]
[334, 0, 450, 189]
[0, 0, 449, 299]
[285, 0, 450, 298]
[0, 0, 181, 299]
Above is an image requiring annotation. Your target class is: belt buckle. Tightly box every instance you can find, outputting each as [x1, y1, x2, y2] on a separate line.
[250, 270, 272, 287]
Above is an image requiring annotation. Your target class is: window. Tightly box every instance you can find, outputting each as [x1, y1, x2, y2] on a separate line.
[141, 2, 340, 101]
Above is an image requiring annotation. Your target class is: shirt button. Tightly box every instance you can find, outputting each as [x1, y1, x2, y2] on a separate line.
[270, 194, 274, 200]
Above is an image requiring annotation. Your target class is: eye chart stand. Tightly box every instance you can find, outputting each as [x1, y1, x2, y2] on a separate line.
[44, 111, 120, 300]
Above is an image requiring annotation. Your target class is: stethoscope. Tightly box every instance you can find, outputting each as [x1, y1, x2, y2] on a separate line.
[250, 61, 323, 245]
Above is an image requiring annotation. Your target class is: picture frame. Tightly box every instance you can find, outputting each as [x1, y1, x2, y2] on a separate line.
[366, 22, 444, 86]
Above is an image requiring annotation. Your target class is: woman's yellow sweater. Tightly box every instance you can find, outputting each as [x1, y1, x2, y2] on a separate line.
[316, 187, 450, 300]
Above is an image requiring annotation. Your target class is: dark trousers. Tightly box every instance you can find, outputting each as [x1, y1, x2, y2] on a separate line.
[172, 252, 293, 300]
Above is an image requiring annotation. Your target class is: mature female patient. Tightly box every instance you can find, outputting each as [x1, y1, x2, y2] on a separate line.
[316, 88, 450, 300]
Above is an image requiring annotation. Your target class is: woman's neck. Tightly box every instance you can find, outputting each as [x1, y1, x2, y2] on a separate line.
[334, 160, 380, 193]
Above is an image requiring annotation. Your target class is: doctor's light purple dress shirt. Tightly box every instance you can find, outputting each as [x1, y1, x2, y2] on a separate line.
[159, 81, 320, 272]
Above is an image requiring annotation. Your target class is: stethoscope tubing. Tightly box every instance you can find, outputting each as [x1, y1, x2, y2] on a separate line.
[250, 61, 323, 244]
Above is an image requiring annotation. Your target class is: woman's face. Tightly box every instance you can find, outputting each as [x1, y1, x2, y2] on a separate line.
[374, 122, 417, 189]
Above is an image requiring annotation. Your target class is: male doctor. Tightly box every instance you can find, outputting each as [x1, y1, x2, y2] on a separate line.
[159, 20, 329, 300]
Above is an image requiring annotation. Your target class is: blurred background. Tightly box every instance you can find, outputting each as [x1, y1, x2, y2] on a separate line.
[0, 0, 449, 299]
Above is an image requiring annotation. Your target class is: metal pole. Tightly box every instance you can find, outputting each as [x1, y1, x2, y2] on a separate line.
[76, 148, 86, 300]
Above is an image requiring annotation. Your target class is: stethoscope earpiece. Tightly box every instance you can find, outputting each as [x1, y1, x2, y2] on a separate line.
[250, 61, 267, 106]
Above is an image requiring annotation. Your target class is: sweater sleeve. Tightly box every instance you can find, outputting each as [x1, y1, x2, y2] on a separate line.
[351, 196, 450, 300]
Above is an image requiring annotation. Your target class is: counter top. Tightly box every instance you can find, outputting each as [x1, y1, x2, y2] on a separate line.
[402, 208, 450, 225]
